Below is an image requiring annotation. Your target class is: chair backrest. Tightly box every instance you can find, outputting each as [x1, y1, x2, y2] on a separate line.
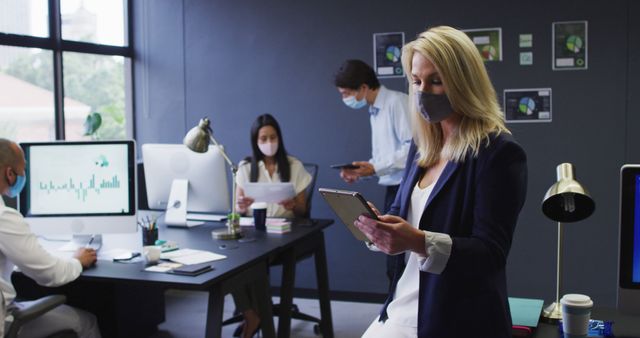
[302, 163, 318, 218]
[4, 295, 75, 338]
[137, 161, 149, 210]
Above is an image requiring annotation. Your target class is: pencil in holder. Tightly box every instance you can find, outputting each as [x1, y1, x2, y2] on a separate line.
[142, 227, 159, 246]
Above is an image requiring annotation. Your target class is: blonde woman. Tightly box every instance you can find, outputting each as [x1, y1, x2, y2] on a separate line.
[355, 26, 528, 338]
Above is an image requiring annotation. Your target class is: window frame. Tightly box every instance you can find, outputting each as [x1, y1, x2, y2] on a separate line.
[0, 0, 134, 140]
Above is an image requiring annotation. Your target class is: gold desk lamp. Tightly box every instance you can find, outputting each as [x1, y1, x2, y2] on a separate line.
[184, 117, 242, 240]
[541, 163, 595, 322]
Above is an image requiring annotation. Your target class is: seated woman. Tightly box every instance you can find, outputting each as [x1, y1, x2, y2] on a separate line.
[233, 113, 312, 338]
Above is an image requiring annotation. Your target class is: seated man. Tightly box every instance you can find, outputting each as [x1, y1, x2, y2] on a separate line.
[0, 138, 101, 338]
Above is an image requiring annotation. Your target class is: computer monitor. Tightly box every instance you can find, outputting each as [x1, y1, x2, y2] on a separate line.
[18, 140, 137, 248]
[618, 164, 640, 314]
[141, 144, 230, 226]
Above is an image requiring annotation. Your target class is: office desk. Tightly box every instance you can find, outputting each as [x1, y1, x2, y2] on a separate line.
[14, 218, 334, 338]
[533, 308, 640, 338]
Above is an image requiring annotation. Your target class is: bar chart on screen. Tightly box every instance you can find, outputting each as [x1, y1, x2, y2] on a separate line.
[28, 143, 130, 215]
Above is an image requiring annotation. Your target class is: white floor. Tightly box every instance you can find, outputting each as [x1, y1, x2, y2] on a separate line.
[150, 290, 381, 338]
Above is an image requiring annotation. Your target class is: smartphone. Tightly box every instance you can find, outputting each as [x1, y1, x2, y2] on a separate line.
[330, 163, 360, 170]
[318, 188, 377, 242]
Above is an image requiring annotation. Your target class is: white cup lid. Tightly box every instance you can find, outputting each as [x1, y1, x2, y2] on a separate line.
[251, 202, 268, 209]
[560, 294, 593, 308]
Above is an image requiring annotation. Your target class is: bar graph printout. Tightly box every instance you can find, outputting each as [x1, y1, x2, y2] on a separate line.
[28, 144, 130, 215]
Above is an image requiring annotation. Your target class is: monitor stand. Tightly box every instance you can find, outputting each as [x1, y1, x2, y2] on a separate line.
[71, 234, 102, 250]
[164, 179, 204, 227]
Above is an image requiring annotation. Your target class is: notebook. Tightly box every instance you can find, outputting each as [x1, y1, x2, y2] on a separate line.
[509, 297, 544, 328]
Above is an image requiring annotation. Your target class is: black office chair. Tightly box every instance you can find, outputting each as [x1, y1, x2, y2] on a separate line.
[137, 161, 149, 210]
[269, 162, 323, 333]
[223, 162, 324, 336]
[301, 163, 318, 219]
[2, 294, 78, 338]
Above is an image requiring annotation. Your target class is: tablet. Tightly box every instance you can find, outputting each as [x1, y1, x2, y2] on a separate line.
[330, 163, 360, 170]
[318, 188, 377, 242]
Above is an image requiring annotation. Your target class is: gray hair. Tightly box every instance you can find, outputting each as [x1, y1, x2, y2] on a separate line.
[0, 138, 19, 168]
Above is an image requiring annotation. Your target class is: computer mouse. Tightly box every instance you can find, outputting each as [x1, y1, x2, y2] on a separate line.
[219, 244, 227, 249]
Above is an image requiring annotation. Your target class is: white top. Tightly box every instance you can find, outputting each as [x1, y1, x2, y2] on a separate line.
[0, 198, 82, 307]
[369, 86, 412, 186]
[383, 180, 453, 331]
[236, 156, 312, 218]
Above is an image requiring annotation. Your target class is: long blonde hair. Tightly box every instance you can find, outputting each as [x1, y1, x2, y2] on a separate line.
[401, 26, 509, 167]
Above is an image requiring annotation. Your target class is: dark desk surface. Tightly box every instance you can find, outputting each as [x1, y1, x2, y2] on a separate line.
[18, 218, 334, 338]
[80, 219, 333, 289]
[534, 308, 640, 338]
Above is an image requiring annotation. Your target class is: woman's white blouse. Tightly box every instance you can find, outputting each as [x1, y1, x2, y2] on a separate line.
[236, 156, 311, 218]
[364, 179, 453, 337]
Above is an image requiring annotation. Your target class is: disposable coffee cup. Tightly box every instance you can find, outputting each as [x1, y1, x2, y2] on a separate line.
[252, 202, 267, 231]
[143, 245, 161, 265]
[560, 294, 593, 338]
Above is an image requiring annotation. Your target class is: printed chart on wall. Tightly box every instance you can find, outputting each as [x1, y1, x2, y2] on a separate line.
[373, 32, 404, 78]
[463, 28, 502, 62]
[552, 21, 588, 70]
[503, 88, 552, 123]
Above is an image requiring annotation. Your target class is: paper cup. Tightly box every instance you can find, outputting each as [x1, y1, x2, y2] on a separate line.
[143, 245, 161, 265]
[560, 294, 593, 338]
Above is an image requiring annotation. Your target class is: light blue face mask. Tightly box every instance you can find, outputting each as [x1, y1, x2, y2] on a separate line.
[342, 95, 367, 110]
[6, 173, 26, 198]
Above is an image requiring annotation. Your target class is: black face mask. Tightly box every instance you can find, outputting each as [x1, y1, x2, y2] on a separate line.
[416, 90, 454, 123]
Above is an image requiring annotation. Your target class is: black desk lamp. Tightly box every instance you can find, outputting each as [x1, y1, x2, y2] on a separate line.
[541, 163, 595, 321]
[184, 117, 242, 239]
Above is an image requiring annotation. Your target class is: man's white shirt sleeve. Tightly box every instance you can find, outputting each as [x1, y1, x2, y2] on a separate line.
[0, 208, 82, 287]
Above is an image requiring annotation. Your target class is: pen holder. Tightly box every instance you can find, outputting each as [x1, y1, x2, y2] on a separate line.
[142, 227, 159, 246]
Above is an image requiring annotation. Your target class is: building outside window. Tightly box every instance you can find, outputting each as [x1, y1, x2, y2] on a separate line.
[0, 0, 133, 142]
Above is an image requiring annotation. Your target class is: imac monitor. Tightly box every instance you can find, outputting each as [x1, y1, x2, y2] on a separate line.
[618, 164, 640, 314]
[141, 144, 230, 226]
[18, 140, 137, 247]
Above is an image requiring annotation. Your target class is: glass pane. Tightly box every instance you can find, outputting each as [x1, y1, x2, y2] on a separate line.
[61, 0, 127, 46]
[63, 52, 128, 141]
[0, 46, 55, 141]
[0, 0, 49, 37]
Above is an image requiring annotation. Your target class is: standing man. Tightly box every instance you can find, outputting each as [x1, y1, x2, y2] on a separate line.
[334, 59, 412, 283]
[0, 138, 101, 338]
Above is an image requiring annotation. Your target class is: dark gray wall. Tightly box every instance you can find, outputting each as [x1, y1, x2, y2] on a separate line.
[134, 0, 636, 306]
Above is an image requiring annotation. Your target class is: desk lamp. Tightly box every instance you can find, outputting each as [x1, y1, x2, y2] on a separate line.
[541, 163, 595, 322]
[184, 117, 242, 239]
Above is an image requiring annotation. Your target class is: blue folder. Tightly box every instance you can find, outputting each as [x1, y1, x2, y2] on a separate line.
[509, 297, 544, 328]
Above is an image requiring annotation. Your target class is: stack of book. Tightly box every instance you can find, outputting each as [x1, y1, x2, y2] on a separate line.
[266, 219, 291, 234]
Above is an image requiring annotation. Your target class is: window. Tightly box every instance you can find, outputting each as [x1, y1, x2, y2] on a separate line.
[0, 0, 133, 142]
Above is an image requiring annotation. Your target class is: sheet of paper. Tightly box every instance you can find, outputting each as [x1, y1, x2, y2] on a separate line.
[170, 251, 226, 265]
[144, 262, 183, 273]
[161, 248, 202, 259]
[242, 182, 295, 203]
[160, 249, 226, 265]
